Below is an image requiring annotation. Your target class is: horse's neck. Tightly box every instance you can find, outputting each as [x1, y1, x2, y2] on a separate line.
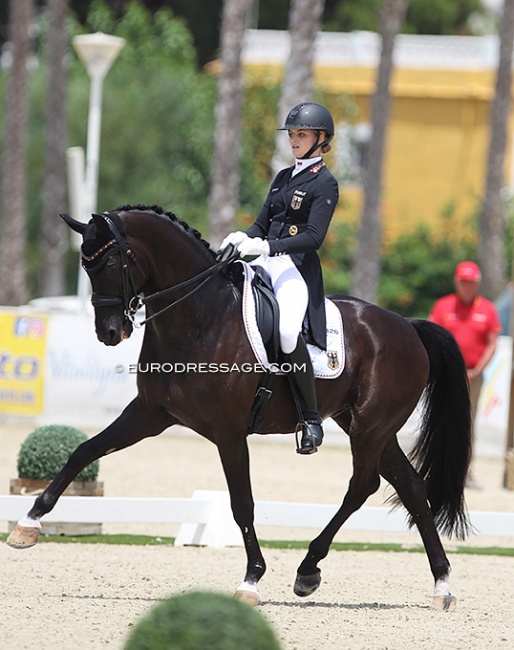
[134, 220, 235, 339]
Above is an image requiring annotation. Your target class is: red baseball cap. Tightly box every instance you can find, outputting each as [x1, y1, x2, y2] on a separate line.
[455, 261, 481, 282]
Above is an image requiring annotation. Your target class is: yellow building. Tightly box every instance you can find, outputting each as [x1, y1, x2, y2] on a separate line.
[242, 30, 511, 242]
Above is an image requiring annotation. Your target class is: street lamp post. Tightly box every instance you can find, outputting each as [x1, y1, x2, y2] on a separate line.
[67, 32, 125, 309]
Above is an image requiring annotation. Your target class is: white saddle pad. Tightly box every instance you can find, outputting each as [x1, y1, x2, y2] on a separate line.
[238, 260, 345, 379]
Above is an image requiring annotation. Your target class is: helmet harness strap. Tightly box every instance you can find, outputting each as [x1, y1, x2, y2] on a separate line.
[300, 131, 322, 160]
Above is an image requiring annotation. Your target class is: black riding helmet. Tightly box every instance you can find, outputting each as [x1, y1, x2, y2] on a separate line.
[278, 102, 335, 158]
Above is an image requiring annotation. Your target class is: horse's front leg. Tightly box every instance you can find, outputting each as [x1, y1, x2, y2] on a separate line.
[216, 435, 265, 606]
[7, 397, 176, 549]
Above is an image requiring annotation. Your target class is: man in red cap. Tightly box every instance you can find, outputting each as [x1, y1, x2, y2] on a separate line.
[429, 261, 501, 489]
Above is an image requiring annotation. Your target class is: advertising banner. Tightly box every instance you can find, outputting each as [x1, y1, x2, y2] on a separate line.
[0, 310, 48, 416]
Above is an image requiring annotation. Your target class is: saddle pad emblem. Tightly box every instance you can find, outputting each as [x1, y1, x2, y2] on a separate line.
[290, 195, 303, 210]
[326, 350, 339, 370]
[288, 224, 298, 235]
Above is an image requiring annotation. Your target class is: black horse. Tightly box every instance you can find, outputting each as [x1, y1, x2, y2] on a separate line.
[7, 205, 471, 611]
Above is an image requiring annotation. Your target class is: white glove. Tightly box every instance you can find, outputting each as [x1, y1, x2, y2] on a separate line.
[219, 231, 248, 251]
[237, 237, 270, 258]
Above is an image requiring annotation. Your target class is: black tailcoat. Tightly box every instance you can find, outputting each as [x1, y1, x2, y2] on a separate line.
[246, 160, 339, 349]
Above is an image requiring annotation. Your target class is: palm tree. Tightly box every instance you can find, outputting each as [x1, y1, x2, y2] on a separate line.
[208, 0, 251, 247]
[39, 0, 69, 297]
[478, 0, 514, 300]
[0, 0, 35, 305]
[271, 0, 325, 177]
[350, 0, 408, 304]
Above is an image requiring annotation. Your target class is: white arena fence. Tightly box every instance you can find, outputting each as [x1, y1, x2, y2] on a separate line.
[1, 490, 513, 548]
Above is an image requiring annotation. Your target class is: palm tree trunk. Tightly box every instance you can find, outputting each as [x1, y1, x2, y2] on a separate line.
[0, 0, 35, 305]
[478, 0, 514, 299]
[271, 0, 325, 177]
[208, 0, 251, 247]
[350, 0, 408, 304]
[39, 0, 69, 297]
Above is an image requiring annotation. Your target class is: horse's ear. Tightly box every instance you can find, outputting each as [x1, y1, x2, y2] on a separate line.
[60, 213, 87, 235]
[91, 213, 113, 239]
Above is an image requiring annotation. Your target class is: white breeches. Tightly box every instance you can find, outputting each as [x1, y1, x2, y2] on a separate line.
[250, 254, 308, 354]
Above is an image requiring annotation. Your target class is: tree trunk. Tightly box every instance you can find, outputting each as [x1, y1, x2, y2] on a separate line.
[271, 0, 325, 177]
[478, 0, 514, 300]
[208, 0, 251, 247]
[39, 0, 69, 297]
[350, 0, 408, 304]
[0, 0, 34, 305]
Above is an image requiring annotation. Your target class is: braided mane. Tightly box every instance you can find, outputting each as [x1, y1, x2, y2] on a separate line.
[115, 203, 216, 258]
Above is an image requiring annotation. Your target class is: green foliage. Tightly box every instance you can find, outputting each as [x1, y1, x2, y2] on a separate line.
[124, 591, 282, 650]
[17, 425, 99, 482]
[324, 0, 382, 33]
[324, 0, 484, 35]
[405, 0, 483, 36]
[71, 0, 216, 228]
[320, 220, 356, 296]
[1, 0, 222, 295]
[320, 213, 477, 317]
[16, 0, 293, 295]
[86, 0, 197, 69]
[380, 225, 475, 317]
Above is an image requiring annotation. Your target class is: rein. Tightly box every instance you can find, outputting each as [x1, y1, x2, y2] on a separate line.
[85, 212, 239, 327]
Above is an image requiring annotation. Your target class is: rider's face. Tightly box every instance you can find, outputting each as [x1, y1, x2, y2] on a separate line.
[288, 129, 324, 159]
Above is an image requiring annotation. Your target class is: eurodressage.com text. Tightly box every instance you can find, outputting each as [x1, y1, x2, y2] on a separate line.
[123, 362, 306, 374]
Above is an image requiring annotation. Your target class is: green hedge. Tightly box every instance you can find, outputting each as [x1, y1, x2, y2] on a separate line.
[17, 425, 99, 482]
[125, 591, 282, 650]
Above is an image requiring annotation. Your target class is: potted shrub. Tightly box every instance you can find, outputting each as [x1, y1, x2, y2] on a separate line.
[9, 424, 103, 535]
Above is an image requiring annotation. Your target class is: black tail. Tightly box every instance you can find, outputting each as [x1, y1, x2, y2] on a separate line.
[409, 319, 472, 539]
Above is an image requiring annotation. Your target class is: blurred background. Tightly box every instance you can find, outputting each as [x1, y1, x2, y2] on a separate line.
[1, 0, 513, 314]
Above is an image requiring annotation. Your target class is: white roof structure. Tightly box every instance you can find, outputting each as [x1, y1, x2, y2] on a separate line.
[242, 29, 503, 71]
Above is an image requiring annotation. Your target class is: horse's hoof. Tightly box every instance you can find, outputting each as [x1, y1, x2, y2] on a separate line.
[235, 581, 261, 607]
[431, 594, 457, 611]
[6, 523, 41, 549]
[294, 569, 321, 597]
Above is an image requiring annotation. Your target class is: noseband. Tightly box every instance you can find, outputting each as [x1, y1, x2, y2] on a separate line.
[82, 212, 238, 327]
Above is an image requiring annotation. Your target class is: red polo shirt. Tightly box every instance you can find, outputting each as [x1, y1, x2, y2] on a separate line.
[429, 294, 501, 369]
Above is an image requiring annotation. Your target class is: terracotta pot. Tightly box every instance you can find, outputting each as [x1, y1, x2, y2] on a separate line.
[9, 478, 104, 536]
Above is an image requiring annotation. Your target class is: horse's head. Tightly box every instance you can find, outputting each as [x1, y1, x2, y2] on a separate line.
[61, 212, 145, 346]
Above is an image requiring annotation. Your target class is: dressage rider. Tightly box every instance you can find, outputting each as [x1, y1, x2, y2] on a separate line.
[221, 102, 339, 454]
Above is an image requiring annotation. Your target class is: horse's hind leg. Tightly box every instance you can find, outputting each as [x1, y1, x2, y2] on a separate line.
[379, 439, 456, 611]
[7, 397, 176, 549]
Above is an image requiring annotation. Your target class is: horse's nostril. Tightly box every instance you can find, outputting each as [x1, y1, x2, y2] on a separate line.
[97, 325, 122, 346]
[108, 328, 119, 344]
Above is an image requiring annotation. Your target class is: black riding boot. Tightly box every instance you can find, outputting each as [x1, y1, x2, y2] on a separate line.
[285, 335, 323, 455]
